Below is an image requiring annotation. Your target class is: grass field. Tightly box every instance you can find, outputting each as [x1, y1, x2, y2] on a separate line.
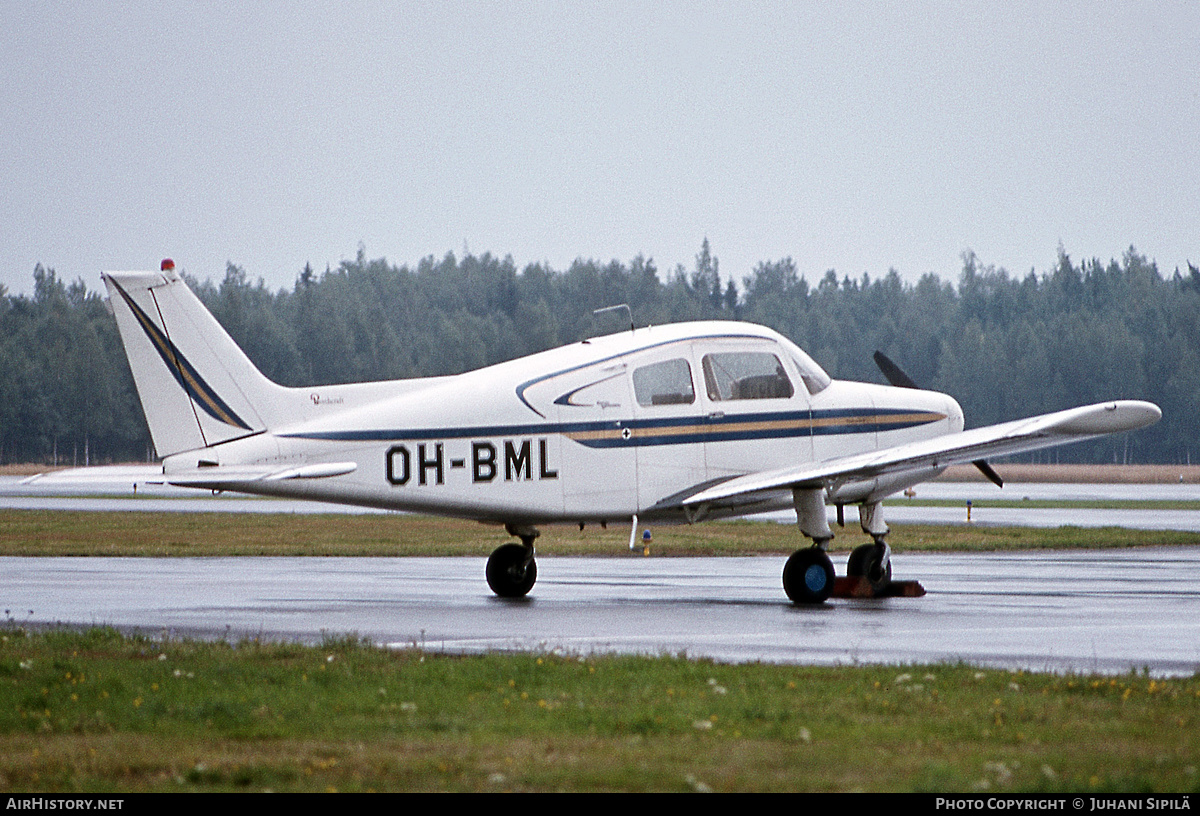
[1, 627, 1197, 793]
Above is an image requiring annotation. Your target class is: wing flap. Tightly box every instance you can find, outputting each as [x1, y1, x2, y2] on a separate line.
[682, 400, 1161, 507]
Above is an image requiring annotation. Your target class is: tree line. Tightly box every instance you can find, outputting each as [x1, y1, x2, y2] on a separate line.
[1, 240, 1196, 466]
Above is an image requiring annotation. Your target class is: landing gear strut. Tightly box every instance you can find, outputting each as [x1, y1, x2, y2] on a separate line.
[846, 501, 893, 593]
[486, 526, 539, 598]
[784, 488, 837, 604]
[784, 491, 911, 603]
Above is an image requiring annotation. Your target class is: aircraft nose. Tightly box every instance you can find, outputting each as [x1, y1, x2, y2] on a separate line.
[944, 394, 965, 433]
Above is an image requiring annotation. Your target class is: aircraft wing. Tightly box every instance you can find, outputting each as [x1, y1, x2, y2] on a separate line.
[681, 400, 1161, 508]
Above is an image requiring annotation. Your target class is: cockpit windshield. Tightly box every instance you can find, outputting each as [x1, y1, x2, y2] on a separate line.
[778, 338, 831, 395]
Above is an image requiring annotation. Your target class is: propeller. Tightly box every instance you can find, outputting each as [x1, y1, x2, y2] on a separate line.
[872, 350, 1004, 488]
[872, 350, 919, 390]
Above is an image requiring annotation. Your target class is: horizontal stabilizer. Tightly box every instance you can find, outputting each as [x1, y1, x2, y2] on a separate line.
[18, 465, 166, 486]
[156, 462, 358, 490]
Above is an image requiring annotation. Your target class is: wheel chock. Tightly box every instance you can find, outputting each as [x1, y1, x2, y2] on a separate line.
[832, 577, 926, 598]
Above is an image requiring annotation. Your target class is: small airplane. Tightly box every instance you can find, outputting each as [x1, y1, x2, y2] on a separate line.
[99, 260, 1161, 603]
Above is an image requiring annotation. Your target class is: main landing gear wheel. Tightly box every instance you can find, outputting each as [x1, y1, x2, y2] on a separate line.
[782, 547, 835, 604]
[486, 542, 537, 598]
[846, 542, 892, 592]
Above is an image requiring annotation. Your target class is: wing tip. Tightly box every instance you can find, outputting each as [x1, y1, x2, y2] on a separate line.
[1053, 400, 1162, 436]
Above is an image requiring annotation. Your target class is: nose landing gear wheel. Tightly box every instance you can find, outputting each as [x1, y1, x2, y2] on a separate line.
[486, 542, 537, 598]
[783, 547, 835, 604]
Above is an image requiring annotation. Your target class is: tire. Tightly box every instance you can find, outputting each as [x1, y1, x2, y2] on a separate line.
[846, 543, 892, 590]
[486, 542, 537, 598]
[782, 548, 835, 604]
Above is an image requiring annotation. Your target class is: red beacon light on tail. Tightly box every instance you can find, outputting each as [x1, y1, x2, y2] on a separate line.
[161, 259, 175, 272]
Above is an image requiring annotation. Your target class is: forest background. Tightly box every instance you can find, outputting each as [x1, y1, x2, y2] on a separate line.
[1, 241, 1196, 467]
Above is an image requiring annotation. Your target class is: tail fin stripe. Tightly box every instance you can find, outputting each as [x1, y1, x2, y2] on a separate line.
[109, 277, 252, 431]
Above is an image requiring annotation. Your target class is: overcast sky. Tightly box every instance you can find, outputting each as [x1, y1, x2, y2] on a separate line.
[2, 1, 1197, 296]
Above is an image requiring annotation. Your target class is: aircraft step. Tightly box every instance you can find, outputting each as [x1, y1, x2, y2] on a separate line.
[832, 577, 926, 599]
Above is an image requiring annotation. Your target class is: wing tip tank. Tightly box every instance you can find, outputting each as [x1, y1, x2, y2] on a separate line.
[1051, 400, 1162, 436]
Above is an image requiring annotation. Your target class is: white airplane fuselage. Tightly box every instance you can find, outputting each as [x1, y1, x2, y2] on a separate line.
[158, 321, 963, 525]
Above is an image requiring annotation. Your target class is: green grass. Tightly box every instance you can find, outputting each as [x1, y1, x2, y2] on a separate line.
[1, 509, 1197, 557]
[1, 627, 1197, 793]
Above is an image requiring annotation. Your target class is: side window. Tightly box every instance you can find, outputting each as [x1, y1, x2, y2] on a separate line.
[702, 352, 794, 401]
[632, 358, 695, 406]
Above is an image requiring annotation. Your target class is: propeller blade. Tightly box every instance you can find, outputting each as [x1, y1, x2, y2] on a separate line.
[873, 351, 1004, 488]
[972, 458, 1005, 488]
[873, 350, 919, 389]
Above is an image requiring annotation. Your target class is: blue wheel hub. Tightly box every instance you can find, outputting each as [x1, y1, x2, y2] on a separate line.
[804, 563, 828, 592]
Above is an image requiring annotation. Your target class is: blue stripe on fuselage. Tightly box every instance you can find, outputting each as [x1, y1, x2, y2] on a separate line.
[280, 408, 945, 447]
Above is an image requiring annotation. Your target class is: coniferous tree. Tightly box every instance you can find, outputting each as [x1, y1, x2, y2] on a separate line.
[1, 242, 1195, 464]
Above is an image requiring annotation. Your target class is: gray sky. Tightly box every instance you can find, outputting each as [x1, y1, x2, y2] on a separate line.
[2, 1, 1197, 296]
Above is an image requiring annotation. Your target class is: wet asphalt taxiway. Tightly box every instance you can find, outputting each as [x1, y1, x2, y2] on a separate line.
[4, 548, 1199, 676]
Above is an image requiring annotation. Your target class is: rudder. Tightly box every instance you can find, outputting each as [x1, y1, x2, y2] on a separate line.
[103, 260, 286, 457]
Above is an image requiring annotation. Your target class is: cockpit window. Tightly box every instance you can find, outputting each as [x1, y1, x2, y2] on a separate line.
[632, 358, 696, 406]
[702, 352, 794, 401]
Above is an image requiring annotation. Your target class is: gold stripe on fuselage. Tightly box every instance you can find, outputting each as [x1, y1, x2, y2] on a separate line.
[562, 412, 946, 445]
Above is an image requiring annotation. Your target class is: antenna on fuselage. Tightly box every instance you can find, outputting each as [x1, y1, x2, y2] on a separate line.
[593, 303, 635, 332]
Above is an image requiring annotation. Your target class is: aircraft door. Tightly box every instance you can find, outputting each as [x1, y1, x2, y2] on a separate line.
[554, 360, 639, 519]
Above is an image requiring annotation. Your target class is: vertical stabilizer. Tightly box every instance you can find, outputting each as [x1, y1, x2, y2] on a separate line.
[103, 261, 285, 457]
